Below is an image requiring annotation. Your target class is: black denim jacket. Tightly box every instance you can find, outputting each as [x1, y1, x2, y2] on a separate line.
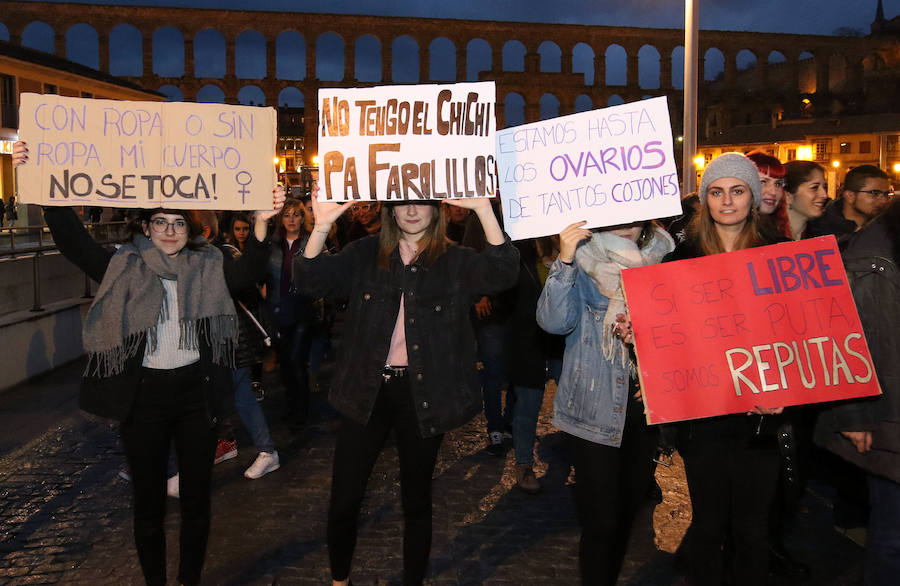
[296, 235, 519, 438]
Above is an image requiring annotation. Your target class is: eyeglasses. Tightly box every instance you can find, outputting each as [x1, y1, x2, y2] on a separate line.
[149, 218, 188, 234]
[854, 189, 895, 200]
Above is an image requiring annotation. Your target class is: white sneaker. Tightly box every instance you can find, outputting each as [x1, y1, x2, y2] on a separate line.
[167, 474, 179, 499]
[244, 451, 280, 479]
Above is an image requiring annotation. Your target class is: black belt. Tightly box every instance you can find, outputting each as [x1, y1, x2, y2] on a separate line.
[383, 365, 408, 380]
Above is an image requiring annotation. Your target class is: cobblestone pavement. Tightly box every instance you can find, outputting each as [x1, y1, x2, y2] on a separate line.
[0, 359, 866, 585]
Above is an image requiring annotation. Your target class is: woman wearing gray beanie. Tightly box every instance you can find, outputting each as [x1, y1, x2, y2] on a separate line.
[664, 152, 788, 586]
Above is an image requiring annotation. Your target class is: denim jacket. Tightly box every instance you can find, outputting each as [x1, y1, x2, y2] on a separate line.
[536, 259, 630, 447]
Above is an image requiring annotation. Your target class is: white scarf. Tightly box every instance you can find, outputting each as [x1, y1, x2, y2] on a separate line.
[575, 227, 675, 371]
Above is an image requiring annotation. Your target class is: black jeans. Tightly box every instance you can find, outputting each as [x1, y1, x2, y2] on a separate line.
[566, 411, 659, 586]
[275, 321, 312, 422]
[681, 436, 779, 586]
[327, 375, 444, 585]
[120, 364, 217, 586]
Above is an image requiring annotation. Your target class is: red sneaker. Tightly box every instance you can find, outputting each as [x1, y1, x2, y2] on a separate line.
[214, 439, 238, 464]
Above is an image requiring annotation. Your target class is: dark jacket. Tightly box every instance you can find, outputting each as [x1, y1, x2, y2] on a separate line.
[297, 235, 519, 438]
[814, 201, 900, 483]
[504, 241, 564, 388]
[44, 207, 265, 424]
[265, 234, 315, 328]
[805, 196, 857, 243]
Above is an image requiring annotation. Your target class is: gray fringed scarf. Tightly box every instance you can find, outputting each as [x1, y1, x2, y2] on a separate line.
[82, 234, 237, 377]
[575, 227, 675, 374]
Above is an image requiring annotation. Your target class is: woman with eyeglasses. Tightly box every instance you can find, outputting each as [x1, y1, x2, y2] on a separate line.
[12, 140, 283, 586]
[298, 191, 518, 586]
[265, 198, 315, 428]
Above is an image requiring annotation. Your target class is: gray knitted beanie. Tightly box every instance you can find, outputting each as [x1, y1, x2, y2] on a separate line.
[698, 153, 762, 207]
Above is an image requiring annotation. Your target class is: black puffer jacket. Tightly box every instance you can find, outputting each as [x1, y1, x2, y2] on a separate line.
[814, 200, 900, 483]
[297, 235, 519, 438]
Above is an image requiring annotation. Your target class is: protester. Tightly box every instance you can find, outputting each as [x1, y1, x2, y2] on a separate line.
[298, 191, 518, 586]
[747, 151, 792, 240]
[807, 164, 892, 241]
[5, 194, 17, 227]
[197, 211, 282, 480]
[343, 201, 382, 243]
[782, 160, 827, 240]
[13, 140, 282, 586]
[665, 153, 787, 586]
[444, 202, 470, 244]
[462, 199, 513, 455]
[266, 198, 315, 430]
[504, 237, 564, 493]
[815, 197, 900, 586]
[537, 216, 673, 584]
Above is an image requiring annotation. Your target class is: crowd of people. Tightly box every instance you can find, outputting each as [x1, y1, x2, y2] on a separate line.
[11, 139, 899, 585]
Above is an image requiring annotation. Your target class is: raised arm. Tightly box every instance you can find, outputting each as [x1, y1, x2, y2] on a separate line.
[536, 221, 591, 336]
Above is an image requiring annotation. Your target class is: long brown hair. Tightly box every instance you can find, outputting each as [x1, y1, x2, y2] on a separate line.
[688, 197, 763, 255]
[273, 198, 310, 242]
[377, 202, 447, 269]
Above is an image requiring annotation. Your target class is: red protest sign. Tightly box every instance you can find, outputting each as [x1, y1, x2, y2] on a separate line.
[621, 236, 881, 424]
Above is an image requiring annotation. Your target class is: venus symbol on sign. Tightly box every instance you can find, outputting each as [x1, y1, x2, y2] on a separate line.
[236, 171, 252, 204]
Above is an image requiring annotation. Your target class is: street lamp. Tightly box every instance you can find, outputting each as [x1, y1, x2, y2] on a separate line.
[683, 0, 700, 195]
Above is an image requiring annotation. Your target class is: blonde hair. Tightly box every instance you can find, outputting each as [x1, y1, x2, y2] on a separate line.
[377, 203, 447, 269]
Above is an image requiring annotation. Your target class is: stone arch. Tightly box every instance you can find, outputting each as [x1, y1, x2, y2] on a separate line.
[22, 21, 55, 53]
[238, 85, 266, 106]
[608, 94, 624, 106]
[503, 92, 525, 128]
[605, 44, 626, 86]
[391, 36, 419, 83]
[429, 37, 456, 81]
[502, 40, 526, 72]
[538, 41, 561, 73]
[196, 84, 225, 103]
[573, 42, 594, 85]
[316, 32, 345, 82]
[153, 26, 185, 77]
[703, 47, 724, 82]
[194, 28, 225, 79]
[109, 24, 142, 76]
[574, 94, 593, 113]
[638, 44, 660, 89]
[278, 86, 304, 108]
[355, 34, 382, 82]
[736, 49, 757, 71]
[768, 50, 786, 64]
[736, 49, 757, 90]
[466, 38, 491, 82]
[235, 30, 265, 79]
[158, 84, 184, 102]
[0, 23, 9, 41]
[671, 46, 685, 89]
[276, 30, 305, 81]
[65, 23, 98, 69]
[540, 93, 560, 119]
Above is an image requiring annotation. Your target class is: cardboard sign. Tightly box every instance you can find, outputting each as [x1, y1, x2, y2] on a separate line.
[317, 82, 496, 201]
[497, 96, 682, 241]
[621, 237, 881, 424]
[16, 93, 277, 210]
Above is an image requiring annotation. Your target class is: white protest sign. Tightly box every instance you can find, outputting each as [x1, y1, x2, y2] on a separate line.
[16, 93, 277, 210]
[317, 81, 496, 201]
[497, 96, 682, 240]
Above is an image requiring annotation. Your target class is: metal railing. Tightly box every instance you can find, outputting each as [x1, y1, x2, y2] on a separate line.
[0, 220, 127, 313]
